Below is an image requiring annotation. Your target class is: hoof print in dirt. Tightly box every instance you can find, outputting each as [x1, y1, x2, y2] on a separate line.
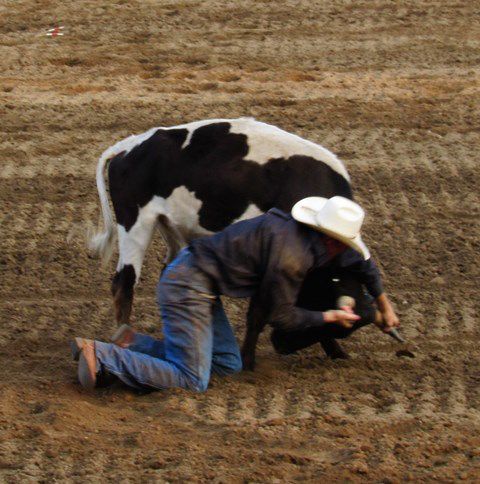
[395, 349, 415, 358]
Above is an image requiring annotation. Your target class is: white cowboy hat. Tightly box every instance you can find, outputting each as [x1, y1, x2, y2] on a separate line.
[291, 196, 371, 260]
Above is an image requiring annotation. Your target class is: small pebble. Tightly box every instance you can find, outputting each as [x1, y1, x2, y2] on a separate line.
[431, 276, 446, 285]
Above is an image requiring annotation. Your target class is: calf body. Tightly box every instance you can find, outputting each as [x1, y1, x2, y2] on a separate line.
[90, 118, 352, 326]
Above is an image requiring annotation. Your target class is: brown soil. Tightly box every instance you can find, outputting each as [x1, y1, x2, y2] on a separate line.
[1, 0, 480, 481]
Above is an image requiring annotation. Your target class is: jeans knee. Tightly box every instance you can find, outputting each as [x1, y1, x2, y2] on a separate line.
[191, 377, 209, 393]
[227, 355, 243, 374]
[212, 354, 242, 376]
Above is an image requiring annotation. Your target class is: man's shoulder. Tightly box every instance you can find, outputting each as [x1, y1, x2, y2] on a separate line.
[266, 207, 292, 221]
[263, 208, 312, 244]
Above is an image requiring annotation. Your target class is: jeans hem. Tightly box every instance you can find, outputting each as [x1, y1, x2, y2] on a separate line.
[100, 362, 167, 391]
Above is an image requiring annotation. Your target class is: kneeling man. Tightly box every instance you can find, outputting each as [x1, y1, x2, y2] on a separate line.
[72, 196, 399, 392]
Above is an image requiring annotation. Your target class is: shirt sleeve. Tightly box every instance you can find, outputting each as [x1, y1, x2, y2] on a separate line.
[260, 268, 327, 330]
[256, 228, 326, 331]
[338, 249, 384, 298]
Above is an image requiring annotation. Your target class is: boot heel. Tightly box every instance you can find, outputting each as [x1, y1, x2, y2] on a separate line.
[111, 324, 132, 343]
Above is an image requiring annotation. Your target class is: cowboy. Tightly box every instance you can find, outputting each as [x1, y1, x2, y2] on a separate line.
[268, 197, 400, 361]
[71, 196, 399, 391]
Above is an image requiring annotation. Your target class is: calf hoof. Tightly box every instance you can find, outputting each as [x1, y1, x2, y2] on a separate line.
[320, 339, 350, 360]
[241, 354, 256, 371]
[329, 349, 350, 360]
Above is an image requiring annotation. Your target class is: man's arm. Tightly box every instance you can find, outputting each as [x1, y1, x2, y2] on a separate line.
[260, 269, 361, 331]
[259, 263, 325, 331]
[338, 249, 400, 330]
[258, 242, 360, 331]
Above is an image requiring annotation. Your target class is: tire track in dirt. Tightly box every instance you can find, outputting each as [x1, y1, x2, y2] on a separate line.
[162, 375, 480, 427]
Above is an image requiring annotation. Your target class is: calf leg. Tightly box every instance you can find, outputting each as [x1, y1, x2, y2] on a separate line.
[112, 203, 162, 324]
[318, 337, 350, 359]
[157, 215, 187, 268]
[241, 295, 265, 371]
[112, 265, 136, 324]
[241, 324, 261, 371]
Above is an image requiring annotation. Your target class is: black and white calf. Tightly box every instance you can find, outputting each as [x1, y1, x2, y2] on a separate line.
[89, 118, 354, 359]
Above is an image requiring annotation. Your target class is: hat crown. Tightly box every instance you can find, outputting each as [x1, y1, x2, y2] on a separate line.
[315, 196, 364, 239]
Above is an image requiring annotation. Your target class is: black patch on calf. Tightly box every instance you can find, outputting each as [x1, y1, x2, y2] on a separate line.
[111, 264, 136, 324]
[183, 122, 249, 162]
[108, 129, 188, 231]
[256, 155, 352, 212]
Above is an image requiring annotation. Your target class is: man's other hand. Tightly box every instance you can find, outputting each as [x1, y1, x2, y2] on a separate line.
[375, 293, 400, 332]
[381, 309, 400, 332]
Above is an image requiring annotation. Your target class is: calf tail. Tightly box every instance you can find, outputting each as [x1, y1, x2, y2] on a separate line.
[88, 148, 117, 264]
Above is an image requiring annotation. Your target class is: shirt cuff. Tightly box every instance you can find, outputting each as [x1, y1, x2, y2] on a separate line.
[294, 307, 326, 328]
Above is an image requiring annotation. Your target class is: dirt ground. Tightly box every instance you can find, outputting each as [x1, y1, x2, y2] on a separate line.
[1, 0, 480, 481]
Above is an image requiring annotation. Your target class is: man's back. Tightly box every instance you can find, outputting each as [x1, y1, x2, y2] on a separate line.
[189, 208, 326, 299]
[190, 207, 383, 331]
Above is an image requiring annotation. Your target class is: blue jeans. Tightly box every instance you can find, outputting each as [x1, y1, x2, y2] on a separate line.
[95, 249, 242, 392]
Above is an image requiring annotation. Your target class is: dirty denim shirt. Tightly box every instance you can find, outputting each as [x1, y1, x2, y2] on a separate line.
[189, 208, 383, 331]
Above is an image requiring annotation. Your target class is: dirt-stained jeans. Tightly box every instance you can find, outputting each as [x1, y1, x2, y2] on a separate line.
[94, 248, 242, 392]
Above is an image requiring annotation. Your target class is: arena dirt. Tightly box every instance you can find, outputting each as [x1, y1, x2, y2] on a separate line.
[1, 0, 480, 481]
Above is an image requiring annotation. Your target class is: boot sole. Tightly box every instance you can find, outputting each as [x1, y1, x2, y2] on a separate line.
[70, 337, 83, 362]
[78, 351, 97, 390]
[70, 337, 97, 390]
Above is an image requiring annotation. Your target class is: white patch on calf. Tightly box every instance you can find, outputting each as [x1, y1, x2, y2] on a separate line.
[100, 127, 159, 162]
[232, 203, 263, 223]
[116, 196, 167, 280]
[115, 188, 215, 280]
[165, 186, 213, 240]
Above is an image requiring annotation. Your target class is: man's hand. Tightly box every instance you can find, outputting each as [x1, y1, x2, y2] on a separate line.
[381, 309, 400, 332]
[375, 293, 400, 332]
[323, 309, 360, 329]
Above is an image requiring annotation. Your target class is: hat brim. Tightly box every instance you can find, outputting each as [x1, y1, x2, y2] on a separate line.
[315, 226, 371, 260]
[291, 197, 371, 260]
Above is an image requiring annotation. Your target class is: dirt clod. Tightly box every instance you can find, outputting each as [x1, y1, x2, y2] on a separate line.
[396, 349, 416, 358]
